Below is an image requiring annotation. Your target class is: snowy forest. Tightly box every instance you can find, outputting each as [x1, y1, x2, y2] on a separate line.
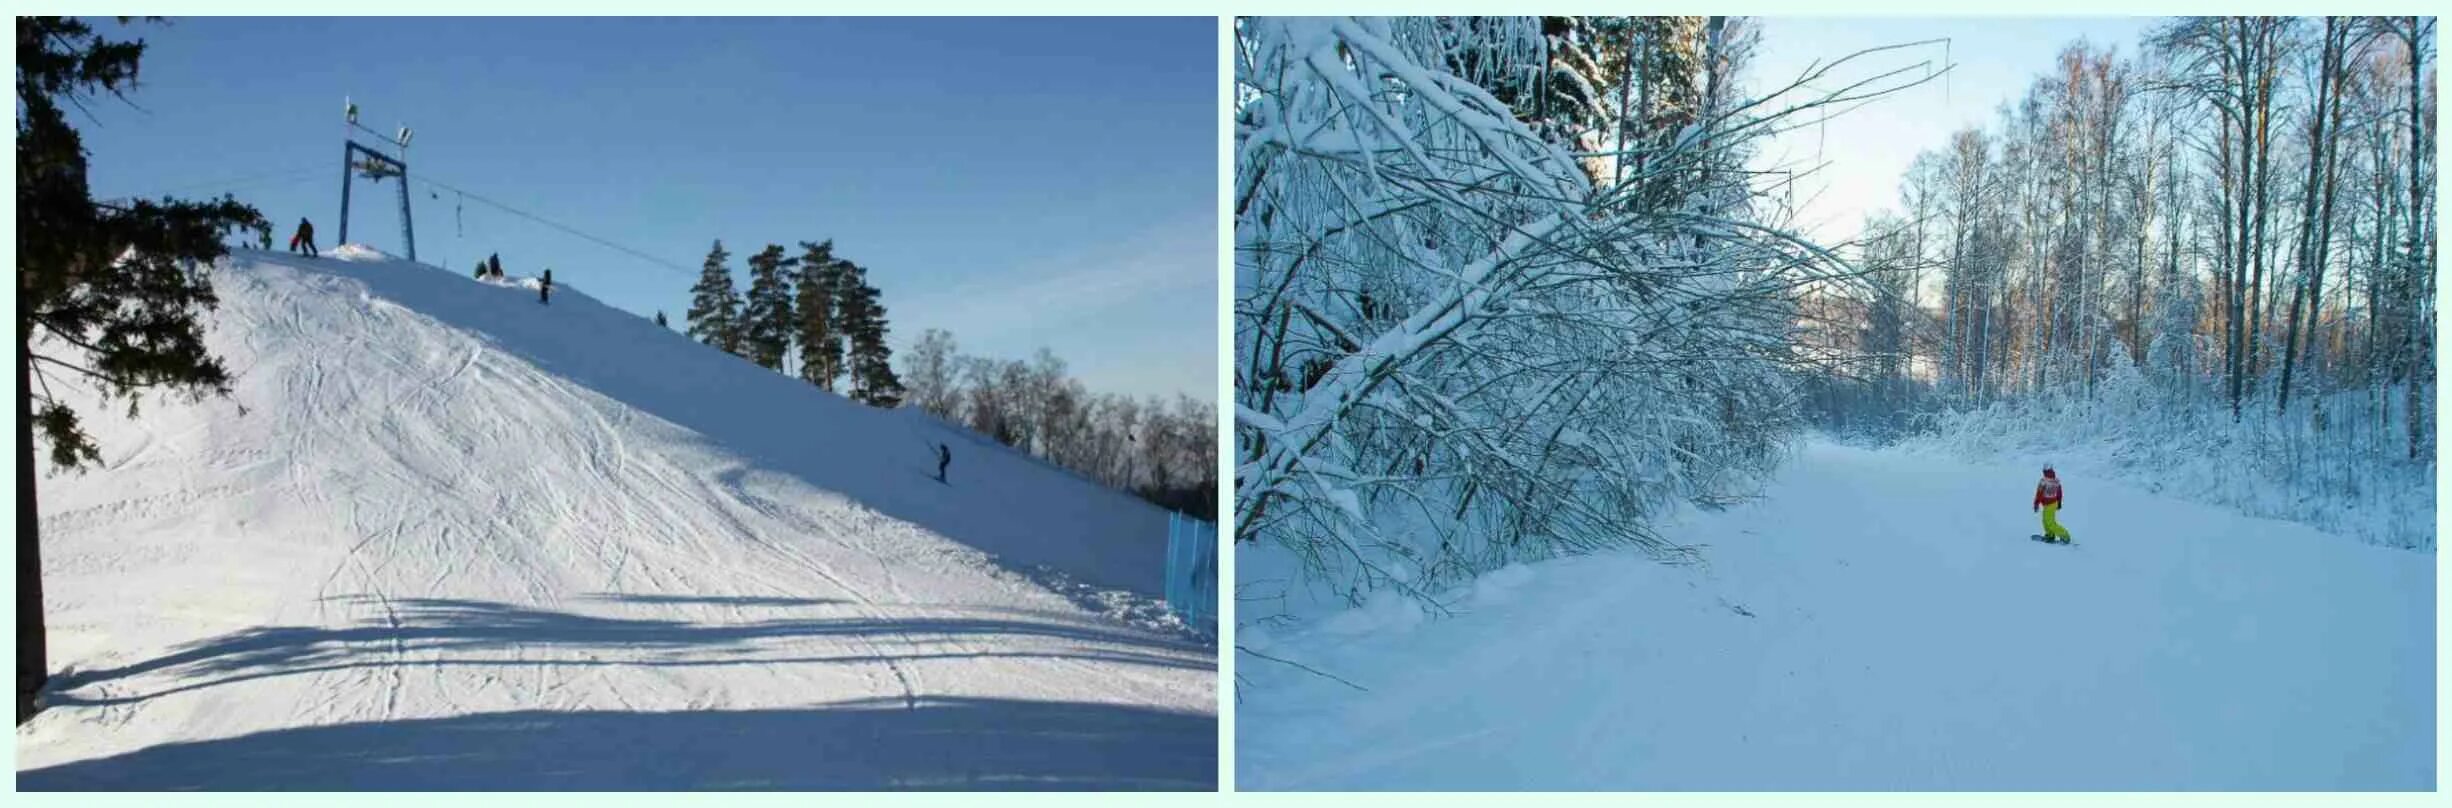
[1234, 15, 2438, 608]
[682, 240, 1217, 518]
[1800, 16, 2437, 549]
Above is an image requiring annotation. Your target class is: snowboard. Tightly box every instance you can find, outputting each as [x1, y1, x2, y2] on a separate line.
[2030, 534, 2075, 546]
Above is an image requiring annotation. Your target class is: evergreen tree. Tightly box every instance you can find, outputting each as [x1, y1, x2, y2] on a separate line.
[487, 252, 502, 279]
[739, 244, 797, 370]
[655, 310, 668, 329]
[17, 16, 269, 724]
[793, 240, 843, 390]
[474, 260, 486, 280]
[685, 240, 744, 355]
[834, 260, 905, 406]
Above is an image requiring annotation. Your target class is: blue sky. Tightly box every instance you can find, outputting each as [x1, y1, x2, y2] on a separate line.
[1747, 17, 2166, 247]
[75, 16, 1219, 400]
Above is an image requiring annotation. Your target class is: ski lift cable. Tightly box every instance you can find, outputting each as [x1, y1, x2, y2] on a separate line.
[409, 174, 697, 279]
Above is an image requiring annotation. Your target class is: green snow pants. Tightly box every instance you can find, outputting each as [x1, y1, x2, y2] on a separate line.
[2040, 502, 2072, 542]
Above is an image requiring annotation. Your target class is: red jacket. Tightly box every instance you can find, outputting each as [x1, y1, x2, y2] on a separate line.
[2033, 474, 2064, 509]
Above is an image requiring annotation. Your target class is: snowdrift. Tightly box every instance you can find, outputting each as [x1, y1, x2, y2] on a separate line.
[18, 247, 1214, 790]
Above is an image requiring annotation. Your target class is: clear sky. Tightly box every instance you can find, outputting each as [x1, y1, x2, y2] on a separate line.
[74, 16, 1219, 401]
[1746, 16, 2166, 248]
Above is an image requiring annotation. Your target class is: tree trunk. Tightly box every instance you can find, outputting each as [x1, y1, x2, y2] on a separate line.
[2279, 277, 2310, 413]
[2404, 16, 2430, 460]
[2131, 113, 2157, 367]
[2245, 23, 2276, 400]
[2226, 66, 2251, 419]
[18, 322, 47, 726]
[2279, 18, 2345, 414]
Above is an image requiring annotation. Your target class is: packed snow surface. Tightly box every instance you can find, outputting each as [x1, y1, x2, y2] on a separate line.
[17, 248, 1214, 790]
[1236, 440, 2431, 790]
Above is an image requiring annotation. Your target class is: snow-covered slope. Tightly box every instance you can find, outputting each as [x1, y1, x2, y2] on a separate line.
[1236, 440, 2432, 790]
[17, 247, 1215, 790]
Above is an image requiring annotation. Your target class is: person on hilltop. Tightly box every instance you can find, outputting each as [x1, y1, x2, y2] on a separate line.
[287, 218, 318, 257]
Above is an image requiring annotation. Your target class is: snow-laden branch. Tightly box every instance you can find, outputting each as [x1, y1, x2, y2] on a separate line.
[1236, 16, 1917, 604]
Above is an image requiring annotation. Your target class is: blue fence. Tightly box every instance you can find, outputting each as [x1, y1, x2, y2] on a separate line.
[1163, 512, 1218, 636]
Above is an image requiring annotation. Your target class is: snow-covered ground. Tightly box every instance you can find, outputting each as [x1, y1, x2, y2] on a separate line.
[17, 247, 1215, 790]
[1236, 439, 2432, 790]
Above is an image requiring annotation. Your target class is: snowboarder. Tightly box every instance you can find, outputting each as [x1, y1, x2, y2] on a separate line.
[539, 268, 553, 305]
[287, 218, 318, 257]
[2033, 464, 2071, 544]
[936, 443, 952, 484]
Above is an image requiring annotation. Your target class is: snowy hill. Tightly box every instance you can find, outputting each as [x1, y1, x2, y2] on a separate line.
[1236, 440, 2431, 790]
[16, 247, 1215, 790]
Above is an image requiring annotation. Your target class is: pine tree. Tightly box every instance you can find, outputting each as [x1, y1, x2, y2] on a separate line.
[474, 260, 486, 280]
[17, 16, 270, 724]
[794, 240, 843, 390]
[685, 240, 744, 355]
[740, 244, 797, 370]
[487, 253, 502, 280]
[655, 310, 668, 329]
[834, 260, 905, 406]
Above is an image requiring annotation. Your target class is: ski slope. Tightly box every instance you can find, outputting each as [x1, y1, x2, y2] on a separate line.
[1236, 440, 2433, 791]
[16, 247, 1215, 790]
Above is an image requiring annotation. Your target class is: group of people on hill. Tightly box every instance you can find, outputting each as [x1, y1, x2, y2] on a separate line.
[274, 217, 968, 487]
[275, 218, 552, 305]
[472, 253, 553, 304]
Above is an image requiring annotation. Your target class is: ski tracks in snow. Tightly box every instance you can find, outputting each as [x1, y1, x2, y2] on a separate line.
[1237, 440, 2430, 790]
[20, 255, 1213, 787]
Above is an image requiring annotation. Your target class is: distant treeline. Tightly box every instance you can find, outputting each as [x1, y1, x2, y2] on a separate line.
[902, 330, 1216, 521]
[676, 242, 1215, 519]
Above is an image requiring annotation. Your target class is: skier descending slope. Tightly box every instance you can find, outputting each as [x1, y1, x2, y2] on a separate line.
[2033, 464, 2071, 544]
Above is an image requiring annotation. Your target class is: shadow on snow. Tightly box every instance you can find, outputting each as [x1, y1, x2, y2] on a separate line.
[44, 595, 1213, 706]
[17, 697, 1216, 790]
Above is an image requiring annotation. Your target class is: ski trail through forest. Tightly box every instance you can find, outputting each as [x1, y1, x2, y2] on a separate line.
[1237, 440, 2432, 790]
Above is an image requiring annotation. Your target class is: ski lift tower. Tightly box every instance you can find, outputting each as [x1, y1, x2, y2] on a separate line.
[338, 97, 416, 261]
